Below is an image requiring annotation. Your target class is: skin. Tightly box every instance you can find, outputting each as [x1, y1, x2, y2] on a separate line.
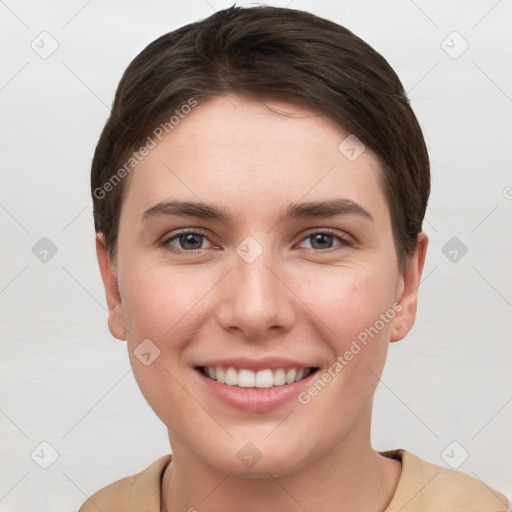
[96, 94, 428, 512]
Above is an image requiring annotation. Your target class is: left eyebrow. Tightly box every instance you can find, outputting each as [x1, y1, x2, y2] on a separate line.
[140, 198, 373, 224]
[282, 198, 373, 222]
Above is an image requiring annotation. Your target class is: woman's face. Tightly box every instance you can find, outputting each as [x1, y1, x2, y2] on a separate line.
[98, 94, 425, 477]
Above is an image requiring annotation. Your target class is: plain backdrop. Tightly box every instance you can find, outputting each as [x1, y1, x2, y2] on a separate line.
[1, 1, 511, 510]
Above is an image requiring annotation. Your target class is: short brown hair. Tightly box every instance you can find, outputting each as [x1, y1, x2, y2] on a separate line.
[91, 5, 430, 270]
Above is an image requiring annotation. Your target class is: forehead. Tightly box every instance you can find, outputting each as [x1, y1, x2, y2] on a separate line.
[121, 94, 389, 228]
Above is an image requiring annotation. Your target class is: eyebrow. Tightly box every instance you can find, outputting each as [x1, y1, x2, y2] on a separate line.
[140, 198, 373, 224]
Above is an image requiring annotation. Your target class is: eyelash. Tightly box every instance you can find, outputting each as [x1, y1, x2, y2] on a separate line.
[160, 228, 353, 254]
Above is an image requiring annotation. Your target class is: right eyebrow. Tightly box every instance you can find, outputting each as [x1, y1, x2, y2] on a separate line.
[140, 198, 373, 225]
[141, 201, 230, 224]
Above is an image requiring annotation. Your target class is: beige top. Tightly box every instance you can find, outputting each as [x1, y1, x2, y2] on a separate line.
[79, 449, 509, 512]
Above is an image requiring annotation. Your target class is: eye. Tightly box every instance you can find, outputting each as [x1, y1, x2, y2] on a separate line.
[160, 229, 352, 254]
[162, 230, 214, 252]
[297, 230, 351, 251]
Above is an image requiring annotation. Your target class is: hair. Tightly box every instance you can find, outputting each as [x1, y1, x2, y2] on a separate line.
[91, 4, 430, 270]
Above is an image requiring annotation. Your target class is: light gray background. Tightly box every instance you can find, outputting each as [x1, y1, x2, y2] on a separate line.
[1, 0, 511, 510]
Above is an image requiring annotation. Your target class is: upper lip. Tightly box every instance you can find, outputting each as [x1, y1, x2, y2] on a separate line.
[195, 357, 317, 372]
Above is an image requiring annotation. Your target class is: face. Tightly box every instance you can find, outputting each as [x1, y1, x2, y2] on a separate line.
[97, 94, 426, 477]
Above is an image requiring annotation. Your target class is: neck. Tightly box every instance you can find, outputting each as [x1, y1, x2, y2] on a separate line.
[161, 415, 401, 512]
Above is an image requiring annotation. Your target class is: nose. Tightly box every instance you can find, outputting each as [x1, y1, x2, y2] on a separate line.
[216, 247, 296, 341]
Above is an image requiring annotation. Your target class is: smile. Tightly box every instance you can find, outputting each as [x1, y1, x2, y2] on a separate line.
[198, 366, 318, 388]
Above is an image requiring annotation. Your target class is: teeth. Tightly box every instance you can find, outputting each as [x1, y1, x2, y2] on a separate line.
[255, 369, 273, 388]
[273, 368, 286, 386]
[202, 366, 313, 388]
[225, 367, 238, 386]
[216, 367, 226, 384]
[285, 368, 297, 384]
[238, 369, 255, 388]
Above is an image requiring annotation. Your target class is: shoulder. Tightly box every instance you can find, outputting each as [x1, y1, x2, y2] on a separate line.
[78, 454, 172, 512]
[383, 449, 509, 512]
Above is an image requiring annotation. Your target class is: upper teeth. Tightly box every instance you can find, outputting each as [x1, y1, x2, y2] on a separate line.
[204, 367, 311, 388]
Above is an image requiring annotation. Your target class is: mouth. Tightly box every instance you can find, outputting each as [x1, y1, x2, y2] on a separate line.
[193, 358, 321, 412]
[195, 365, 319, 389]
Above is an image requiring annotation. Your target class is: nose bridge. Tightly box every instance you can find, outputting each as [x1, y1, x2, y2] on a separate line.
[238, 251, 276, 306]
[217, 239, 295, 338]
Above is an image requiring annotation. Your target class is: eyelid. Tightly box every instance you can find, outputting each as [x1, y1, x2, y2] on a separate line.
[160, 228, 216, 251]
[296, 228, 354, 249]
[164, 227, 211, 238]
[160, 227, 354, 254]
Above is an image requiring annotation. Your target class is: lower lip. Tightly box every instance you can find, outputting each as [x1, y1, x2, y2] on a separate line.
[196, 369, 317, 413]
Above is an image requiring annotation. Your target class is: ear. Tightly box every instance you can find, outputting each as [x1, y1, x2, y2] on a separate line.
[96, 233, 127, 341]
[390, 232, 428, 342]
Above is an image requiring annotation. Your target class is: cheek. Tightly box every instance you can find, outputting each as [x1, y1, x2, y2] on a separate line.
[297, 266, 396, 399]
[298, 264, 398, 347]
[119, 259, 215, 347]
[290, 268, 398, 447]
[119, 261, 211, 426]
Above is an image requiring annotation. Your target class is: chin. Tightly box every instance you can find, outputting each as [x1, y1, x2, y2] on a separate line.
[198, 434, 316, 479]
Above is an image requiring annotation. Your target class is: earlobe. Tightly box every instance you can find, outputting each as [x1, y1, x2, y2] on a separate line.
[95, 233, 127, 341]
[390, 232, 428, 343]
